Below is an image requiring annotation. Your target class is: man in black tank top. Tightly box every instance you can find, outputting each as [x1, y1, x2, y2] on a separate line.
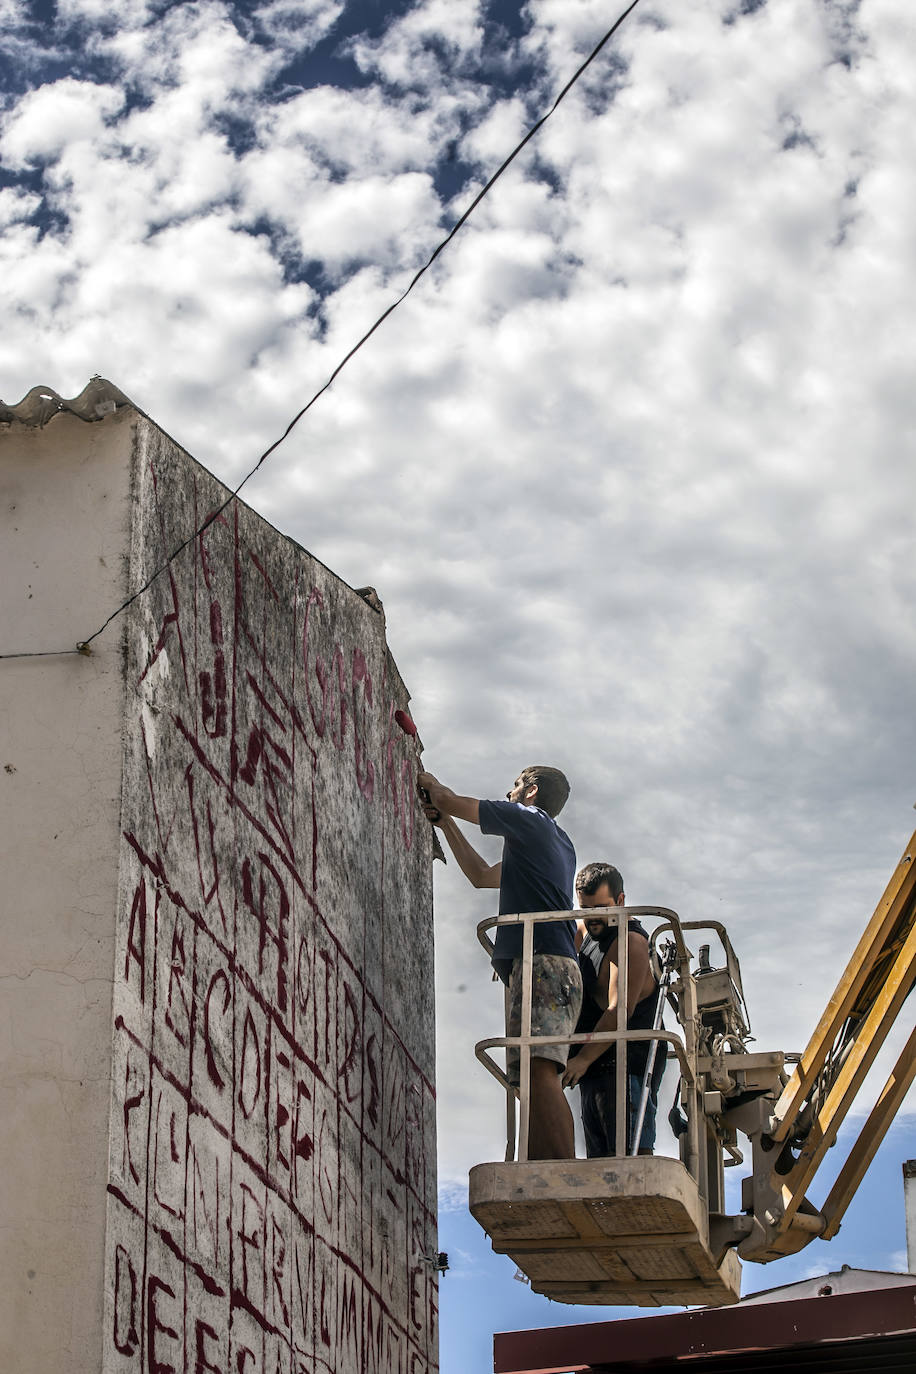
[562, 863, 664, 1156]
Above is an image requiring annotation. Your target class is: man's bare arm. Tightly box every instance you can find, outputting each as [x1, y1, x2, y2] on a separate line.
[562, 1004, 618, 1087]
[417, 772, 500, 889]
[432, 814, 501, 890]
[563, 934, 655, 1088]
[594, 932, 654, 1017]
[418, 770, 479, 825]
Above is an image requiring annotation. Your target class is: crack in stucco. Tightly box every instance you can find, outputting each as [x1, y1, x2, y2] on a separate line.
[0, 968, 114, 986]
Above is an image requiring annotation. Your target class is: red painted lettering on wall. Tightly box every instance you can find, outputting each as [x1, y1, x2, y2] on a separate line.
[204, 969, 231, 1091]
[270, 1213, 289, 1328]
[238, 1008, 262, 1120]
[113, 1245, 139, 1355]
[153, 1088, 184, 1220]
[200, 597, 228, 740]
[194, 1318, 223, 1374]
[187, 769, 227, 933]
[365, 1032, 380, 1130]
[125, 880, 148, 1002]
[351, 647, 375, 800]
[242, 852, 289, 1014]
[164, 914, 191, 1046]
[121, 1048, 146, 1186]
[107, 493, 436, 1374]
[237, 1182, 264, 1304]
[147, 1276, 180, 1374]
[340, 982, 361, 1106]
[191, 1142, 221, 1264]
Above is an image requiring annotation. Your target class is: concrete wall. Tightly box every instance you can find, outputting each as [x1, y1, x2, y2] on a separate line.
[1, 405, 437, 1373]
[0, 410, 133, 1371]
[106, 418, 438, 1374]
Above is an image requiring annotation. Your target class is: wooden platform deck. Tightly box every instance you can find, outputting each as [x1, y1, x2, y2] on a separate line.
[469, 1156, 742, 1307]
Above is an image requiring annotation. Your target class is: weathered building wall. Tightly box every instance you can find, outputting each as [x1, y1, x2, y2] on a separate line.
[0, 409, 133, 1372]
[1, 393, 437, 1374]
[106, 418, 437, 1374]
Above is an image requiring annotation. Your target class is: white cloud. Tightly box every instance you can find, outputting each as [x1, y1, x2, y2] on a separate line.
[459, 94, 528, 167]
[57, 0, 152, 20]
[0, 77, 124, 168]
[98, 1, 278, 101]
[255, 83, 446, 177]
[294, 169, 442, 268]
[238, 146, 442, 273]
[348, 0, 487, 89]
[2, 0, 915, 1218]
[0, 186, 41, 227]
[252, 0, 344, 54]
[437, 1179, 470, 1214]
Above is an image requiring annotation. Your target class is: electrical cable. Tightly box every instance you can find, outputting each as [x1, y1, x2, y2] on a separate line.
[0, 648, 84, 661]
[0, 0, 645, 663]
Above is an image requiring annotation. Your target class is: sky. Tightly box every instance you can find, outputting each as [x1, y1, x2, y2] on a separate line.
[2, 0, 915, 1367]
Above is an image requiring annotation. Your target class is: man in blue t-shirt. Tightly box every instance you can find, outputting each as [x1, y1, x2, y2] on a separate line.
[417, 764, 582, 1159]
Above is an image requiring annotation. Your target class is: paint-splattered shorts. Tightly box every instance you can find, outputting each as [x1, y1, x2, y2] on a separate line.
[506, 954, 583, 1083]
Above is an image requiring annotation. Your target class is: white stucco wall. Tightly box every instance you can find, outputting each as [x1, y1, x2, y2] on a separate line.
[0, 409, 134, 1372]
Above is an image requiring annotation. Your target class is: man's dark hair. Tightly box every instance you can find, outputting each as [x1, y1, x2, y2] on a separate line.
[575, 861, 624, 900]
[519, 765, 570, 817]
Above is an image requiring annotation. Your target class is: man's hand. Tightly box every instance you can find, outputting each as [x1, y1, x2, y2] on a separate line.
[416, 772, 481, 829]
[562, 1055, 589, 1089]
[414, 774, 496, 886]
[417, 770, 443, 823]
[418, 770, 448, 814]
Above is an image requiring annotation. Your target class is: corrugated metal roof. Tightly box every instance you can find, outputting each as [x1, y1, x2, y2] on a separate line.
[494, 1282, 916, 1374]
[0, 377, 134, 427]
[596, 1331, 913, 1373]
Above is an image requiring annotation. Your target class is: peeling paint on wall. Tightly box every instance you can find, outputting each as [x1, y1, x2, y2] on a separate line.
[100, 422, 438, 1373]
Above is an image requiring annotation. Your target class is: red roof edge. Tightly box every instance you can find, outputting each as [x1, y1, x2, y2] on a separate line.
[493, 1283, 916, 1374]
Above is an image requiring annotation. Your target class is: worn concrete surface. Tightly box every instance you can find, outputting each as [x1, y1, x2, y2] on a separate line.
[0, 410, 133, 1373]
[1, 406, 437, 1373]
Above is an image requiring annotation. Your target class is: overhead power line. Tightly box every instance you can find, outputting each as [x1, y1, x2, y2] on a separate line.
[0, 0, 645, 663]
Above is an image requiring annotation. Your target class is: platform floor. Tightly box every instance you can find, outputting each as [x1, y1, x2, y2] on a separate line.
[469, 1156, 742, 1307]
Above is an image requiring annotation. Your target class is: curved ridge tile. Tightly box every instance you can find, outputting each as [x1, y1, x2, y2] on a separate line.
[0, 377, 135, 427]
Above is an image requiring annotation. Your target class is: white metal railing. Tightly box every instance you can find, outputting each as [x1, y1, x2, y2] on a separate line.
[475, 907, 697, 1166]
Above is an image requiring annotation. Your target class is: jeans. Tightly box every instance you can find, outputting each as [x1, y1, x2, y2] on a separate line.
[580, 1069, 658, 1156]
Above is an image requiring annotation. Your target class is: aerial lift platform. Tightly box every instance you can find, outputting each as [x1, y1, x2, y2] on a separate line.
[468, 823, 916, 1307]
